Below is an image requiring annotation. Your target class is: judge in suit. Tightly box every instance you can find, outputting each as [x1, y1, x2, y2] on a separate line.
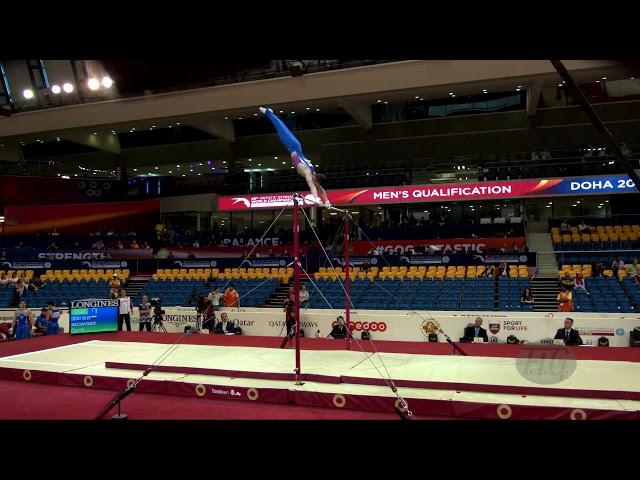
[554, 317, 583, 346]
[462, 316, 489, 342]
[328, 316, 348, 339]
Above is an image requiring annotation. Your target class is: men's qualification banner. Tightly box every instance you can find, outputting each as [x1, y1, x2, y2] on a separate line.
[218, 174, 638, 210]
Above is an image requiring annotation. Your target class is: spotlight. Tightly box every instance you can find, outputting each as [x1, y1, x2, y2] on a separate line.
[87, 78, 100, 90]
[63, 83, 74, 93]
[23, 89, 34, 99]
[51, 85, 61, 94]
[102, 76, 113, 88]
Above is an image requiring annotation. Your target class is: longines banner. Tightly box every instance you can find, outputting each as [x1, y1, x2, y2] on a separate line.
[1, 308, 636, 346]
[218, 174, 638, 210]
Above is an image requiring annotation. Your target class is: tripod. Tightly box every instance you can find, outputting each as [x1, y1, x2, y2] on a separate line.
[151, 315, 167, 333]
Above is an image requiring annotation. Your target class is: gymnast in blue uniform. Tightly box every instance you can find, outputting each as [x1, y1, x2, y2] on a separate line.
[47, 305, 60, 335]
[12, 301, 32, 340]
[260, 107, 330, 207]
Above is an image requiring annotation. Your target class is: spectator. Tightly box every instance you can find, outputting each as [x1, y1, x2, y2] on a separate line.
[116, 240, 124, 250]
[224, 284, 240, 308]
[0, 273, 8, 290]
[559, 220, 570, 235]
[143, 242, 151, 249]
[34, 307, 49, 335]
[625, 259, 639, 278]
[361, 258, 371, 272]
[520, 287, 534, 305]
[106, 229, 115, 236]
[117, 289, 133, 331]
[131, 240, 140, 249]
[0, 251, 6, 260]
[553, 318, 583, 346]
[612, 258, 625, 278]
[109, 274, 121, 299]
[9, 273, 18, 284]
[573, 272, 590, 296]
[193, 239, 200, 248]
[14, 278, 27, 305]
[497, 262, 508, 276]
[462, 317, 488, 342]
[328, 316, 347, 339]
[480, 264, 495, 278]
[577, 220, 590, 234]
[557, 286, 574, 312]
[593, 262, 606, 278]
[207, 287, 223, 310]
[12, 301, 33, 340]
[299, 285, 310, 305]
[559, 272, 574, 289]
[50, 228, 60, 237]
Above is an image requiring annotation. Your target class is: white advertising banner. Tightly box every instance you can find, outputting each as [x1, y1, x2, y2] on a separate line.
[1, 307, 638, 347]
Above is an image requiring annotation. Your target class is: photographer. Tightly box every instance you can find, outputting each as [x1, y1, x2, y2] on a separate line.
[201, 297, 217, 334]
[138, 295, 152, 332]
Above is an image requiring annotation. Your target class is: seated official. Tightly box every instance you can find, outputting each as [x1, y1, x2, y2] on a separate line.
[461, 317, 488, 342]
[553, 317, 583, 346]
[328, 316, 348, 339]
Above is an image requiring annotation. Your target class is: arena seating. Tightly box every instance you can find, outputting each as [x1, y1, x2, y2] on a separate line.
[551, 224, 640, 251]
[136, 278, 280, 308]
[0, 278, 110, 308]
[153, 267, 293, 284]
[306, 274, 531, 312]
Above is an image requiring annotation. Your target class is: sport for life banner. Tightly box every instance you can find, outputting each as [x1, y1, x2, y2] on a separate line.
[218, 174, 638, 210]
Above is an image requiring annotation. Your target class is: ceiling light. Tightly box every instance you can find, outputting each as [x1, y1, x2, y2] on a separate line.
[198, 163, 203, 166]
[383, 102, 388, 104]
[168, 171, 172, 174]
[155, 166, 159, 170]
[258, 163, 262, 166]
[23, 89, 34, 99]
[168, 125, 172, 128]
[451, 94, 456, 97]
[282, 161, 286, 164]
[176, 122, 180, 125]
[197, 173, 202, 176]
[248, 159, 252, 162]
[448, 92, 453, 96]
[377, 100, 382, 103]
[517, 85, 523, 88]
[596, 80, 600, 83]
[182, 174, 186, 177]
[224, 117, 229, 120]
[223, 161, 226, 164]
[558, 83, 563, 87]
[419, 97, 424, 101]
[51, 85, 61, 94]
[237, 117, 242, 120]
[101, 76, 113, 88]
[93, 132, 97, 135]
[274, 156, 278, 159]
[316, 108, 320, 111]
[306, 107, 310, 110]
[62, 83, 74, 93]
[133, 168, 137, 171]
[87, 78, 100, 90]
[290, 111, 294, 114]
[415, 96, 419, 99]
[602, 77, 607, 80]
[279, 110, 284, 113]
[176, 165, 180, 167]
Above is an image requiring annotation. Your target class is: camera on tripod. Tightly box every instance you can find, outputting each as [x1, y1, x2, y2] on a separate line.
[150, 298, 165, 316]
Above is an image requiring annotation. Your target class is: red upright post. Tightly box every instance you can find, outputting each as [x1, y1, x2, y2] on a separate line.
[293, 196, 302, 384]
[344, 213, 351, 350]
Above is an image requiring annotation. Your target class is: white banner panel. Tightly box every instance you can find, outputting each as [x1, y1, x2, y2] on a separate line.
[1, 307, 638, 347]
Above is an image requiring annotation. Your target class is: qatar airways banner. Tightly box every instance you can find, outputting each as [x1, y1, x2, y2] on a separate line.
[218, 174, 638, 210]
[351, 237, 527, 255]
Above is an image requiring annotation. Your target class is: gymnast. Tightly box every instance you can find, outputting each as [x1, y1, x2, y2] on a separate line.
[260, 107, 330, 207]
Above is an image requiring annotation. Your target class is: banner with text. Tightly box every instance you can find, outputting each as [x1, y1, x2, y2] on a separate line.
[218, 174, 638, 210]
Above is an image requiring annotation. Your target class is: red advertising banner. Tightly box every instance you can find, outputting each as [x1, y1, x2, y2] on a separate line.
[217, 174, 637, 210]
[3, 199, 160, 235]
[351, 237, 527, 255]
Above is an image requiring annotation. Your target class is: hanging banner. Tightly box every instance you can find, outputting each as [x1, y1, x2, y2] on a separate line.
[351, 237, 527, 255]
[218, 174, 638, 210]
